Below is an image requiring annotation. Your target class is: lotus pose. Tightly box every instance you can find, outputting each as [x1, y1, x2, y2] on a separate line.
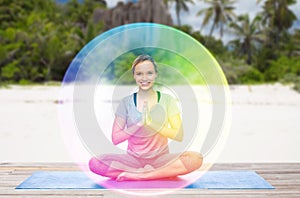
[89, 55, 203, 181]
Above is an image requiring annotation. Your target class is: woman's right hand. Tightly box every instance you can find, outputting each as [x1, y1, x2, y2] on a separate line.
[112, 116, 143, 145]
[133, 119, 158, 138]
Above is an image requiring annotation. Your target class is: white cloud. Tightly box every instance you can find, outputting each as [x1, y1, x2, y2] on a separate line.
[106, 0, 124, 8]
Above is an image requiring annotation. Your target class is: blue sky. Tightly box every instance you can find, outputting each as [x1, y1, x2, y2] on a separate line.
[107, 0, 300, 43]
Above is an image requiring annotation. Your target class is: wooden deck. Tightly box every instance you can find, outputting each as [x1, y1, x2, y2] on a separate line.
[0, 163, 299, 197]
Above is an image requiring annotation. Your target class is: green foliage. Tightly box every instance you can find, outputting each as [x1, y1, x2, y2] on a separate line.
[18, 79, 31, 85]
[239, 67, 264, 84]
[164, 0, 195, 26]
[265, 56, 300, 81]
[228, 14, 264, 65]
[294, 81, 300, 93]
[281, 73, 299, 84]
[0, 0, 299, 87]
[258, 0, 297, 34]
[220, 58, 264, 84]
[102, 47, 206, 85]
[197, 0, 237, 38]
[111, 52, 137, 84]
[0, 0, 106, 84]
[175, 25, 227, 56]
[278, 60, 300, 93]
[202, 37, 227, 55]
[1, 61, 21, 80]
[280, 73, 300, 93]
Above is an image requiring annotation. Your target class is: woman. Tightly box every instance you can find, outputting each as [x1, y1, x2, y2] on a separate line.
[89, 55, 202, 181]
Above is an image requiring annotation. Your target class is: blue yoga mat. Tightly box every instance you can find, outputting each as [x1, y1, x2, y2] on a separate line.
[16, 171, 274, 189]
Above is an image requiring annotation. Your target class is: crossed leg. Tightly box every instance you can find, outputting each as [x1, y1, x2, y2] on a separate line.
[116, 151, 203, 181]
[89, 151, 203, 181]
[89, 154, 142, 179]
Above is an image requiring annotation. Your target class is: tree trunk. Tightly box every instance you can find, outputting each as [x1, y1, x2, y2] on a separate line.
[176, 10, 181, 26]
[247, 42, 252, 65]
[209, 22, 216, 37]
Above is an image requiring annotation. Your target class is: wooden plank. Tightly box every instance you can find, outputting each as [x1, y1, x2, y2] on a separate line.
[0, 189, 299, 198]
[0, 163, 299, 197]
[1, 162, 299, 169]
[211, 163, 300, 170]
[261, 174, 300, 180]
[1, 189, 299, 195]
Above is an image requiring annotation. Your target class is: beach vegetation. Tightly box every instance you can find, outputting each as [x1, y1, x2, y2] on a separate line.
[0, 0, 299, 92]
[164, 0, 195, 27]
[197, 0, 237, 38]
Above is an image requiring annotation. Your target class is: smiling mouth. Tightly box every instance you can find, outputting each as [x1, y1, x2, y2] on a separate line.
[140, 82, 151, 86]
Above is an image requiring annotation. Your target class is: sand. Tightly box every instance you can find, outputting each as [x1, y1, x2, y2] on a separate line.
[0, 83, 299, 163]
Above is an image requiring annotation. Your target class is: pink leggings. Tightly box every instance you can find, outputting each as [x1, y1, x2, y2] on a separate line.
[89, 152, 180, 179]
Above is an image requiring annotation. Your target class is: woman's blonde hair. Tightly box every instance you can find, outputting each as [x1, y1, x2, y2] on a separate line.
[131, 54, 158, 74]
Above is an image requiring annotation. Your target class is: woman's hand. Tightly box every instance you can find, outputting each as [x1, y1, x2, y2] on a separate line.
[142, 101, 152, 125]
[146, 113, 183, 142]
[112, 116, 143, 145]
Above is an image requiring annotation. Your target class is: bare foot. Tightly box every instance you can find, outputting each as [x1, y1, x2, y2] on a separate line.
[116, 165, 154, 181]
[116, 171, 177, 181]
[116, 172, 145, 181]
[143, 164, 154, 171]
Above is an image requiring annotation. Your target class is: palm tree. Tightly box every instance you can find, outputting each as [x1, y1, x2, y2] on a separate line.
[197, 0, 236, 38]
[256, 0, 297, 44]
[292, 29, 300, 54]
[229, 14, 264, 65]
[282, 29, 300, 57]
[164, 0, 195, 26]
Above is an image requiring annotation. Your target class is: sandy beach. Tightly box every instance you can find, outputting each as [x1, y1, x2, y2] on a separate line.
[0, 83, 299, 163]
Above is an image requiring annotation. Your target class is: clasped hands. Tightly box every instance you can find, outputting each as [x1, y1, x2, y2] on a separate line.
[136, 101, 161, 135]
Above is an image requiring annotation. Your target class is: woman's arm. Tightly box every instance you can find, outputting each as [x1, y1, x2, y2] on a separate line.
[111, 116, 143, 145]
[146, 113, 183, 142]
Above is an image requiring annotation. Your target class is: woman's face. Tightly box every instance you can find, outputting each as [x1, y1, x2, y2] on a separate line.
[133, 60, 157, 91]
